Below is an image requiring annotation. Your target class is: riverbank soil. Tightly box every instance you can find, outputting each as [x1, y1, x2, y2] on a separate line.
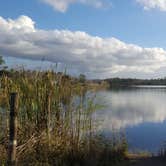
[129, 156, 166, 166]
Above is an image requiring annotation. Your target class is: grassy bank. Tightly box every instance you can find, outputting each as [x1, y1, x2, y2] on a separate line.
[0, 69, 127, 165]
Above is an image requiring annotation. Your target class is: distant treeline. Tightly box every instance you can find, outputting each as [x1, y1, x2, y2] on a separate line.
[2, 68, 166, 88]
[93, 78, 166, 88]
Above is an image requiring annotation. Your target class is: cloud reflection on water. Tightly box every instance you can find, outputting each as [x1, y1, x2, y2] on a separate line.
[97, 88, 166, 131]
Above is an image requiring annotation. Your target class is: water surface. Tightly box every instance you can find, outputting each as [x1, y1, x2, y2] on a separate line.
[97, 86, 166, 153]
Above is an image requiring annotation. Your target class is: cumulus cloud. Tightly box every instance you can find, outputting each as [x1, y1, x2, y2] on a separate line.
[136, 0, 166, 11]
[41, 0, 111, 12]
[1, 15, 166, 78]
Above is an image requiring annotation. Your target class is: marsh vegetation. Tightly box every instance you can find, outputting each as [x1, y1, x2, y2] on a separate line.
[0, 68, 127, 165]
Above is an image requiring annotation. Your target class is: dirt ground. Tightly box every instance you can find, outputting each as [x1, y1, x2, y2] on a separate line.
[129, 157, 166, 166]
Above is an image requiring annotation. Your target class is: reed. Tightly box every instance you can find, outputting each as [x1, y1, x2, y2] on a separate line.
[0, 69, 127, 165]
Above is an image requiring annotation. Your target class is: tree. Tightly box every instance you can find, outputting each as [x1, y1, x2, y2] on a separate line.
[0, 56, 7, 75]
[79, 74, 86, 83]
[0, 56, 4, 65]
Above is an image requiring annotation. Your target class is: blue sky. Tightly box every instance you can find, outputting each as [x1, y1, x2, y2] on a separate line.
[1, 0, 166, 47]
[1, 0, 166, 78]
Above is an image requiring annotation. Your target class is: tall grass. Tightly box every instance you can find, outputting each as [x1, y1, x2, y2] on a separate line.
[0, 69, 127, 165]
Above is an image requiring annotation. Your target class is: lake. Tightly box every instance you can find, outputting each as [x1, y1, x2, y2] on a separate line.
[96, 86, 166, 153]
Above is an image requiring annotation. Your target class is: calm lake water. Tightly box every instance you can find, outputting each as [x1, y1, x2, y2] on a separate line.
[96, 86, 166, 153]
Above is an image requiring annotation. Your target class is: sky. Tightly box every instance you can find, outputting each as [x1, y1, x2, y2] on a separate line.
[1, 0, 166, 79]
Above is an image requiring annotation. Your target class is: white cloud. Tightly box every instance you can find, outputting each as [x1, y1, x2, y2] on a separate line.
[1, 15, 166, 78]
[136, 0, 166, 11]
[41, 0, 111, 12]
